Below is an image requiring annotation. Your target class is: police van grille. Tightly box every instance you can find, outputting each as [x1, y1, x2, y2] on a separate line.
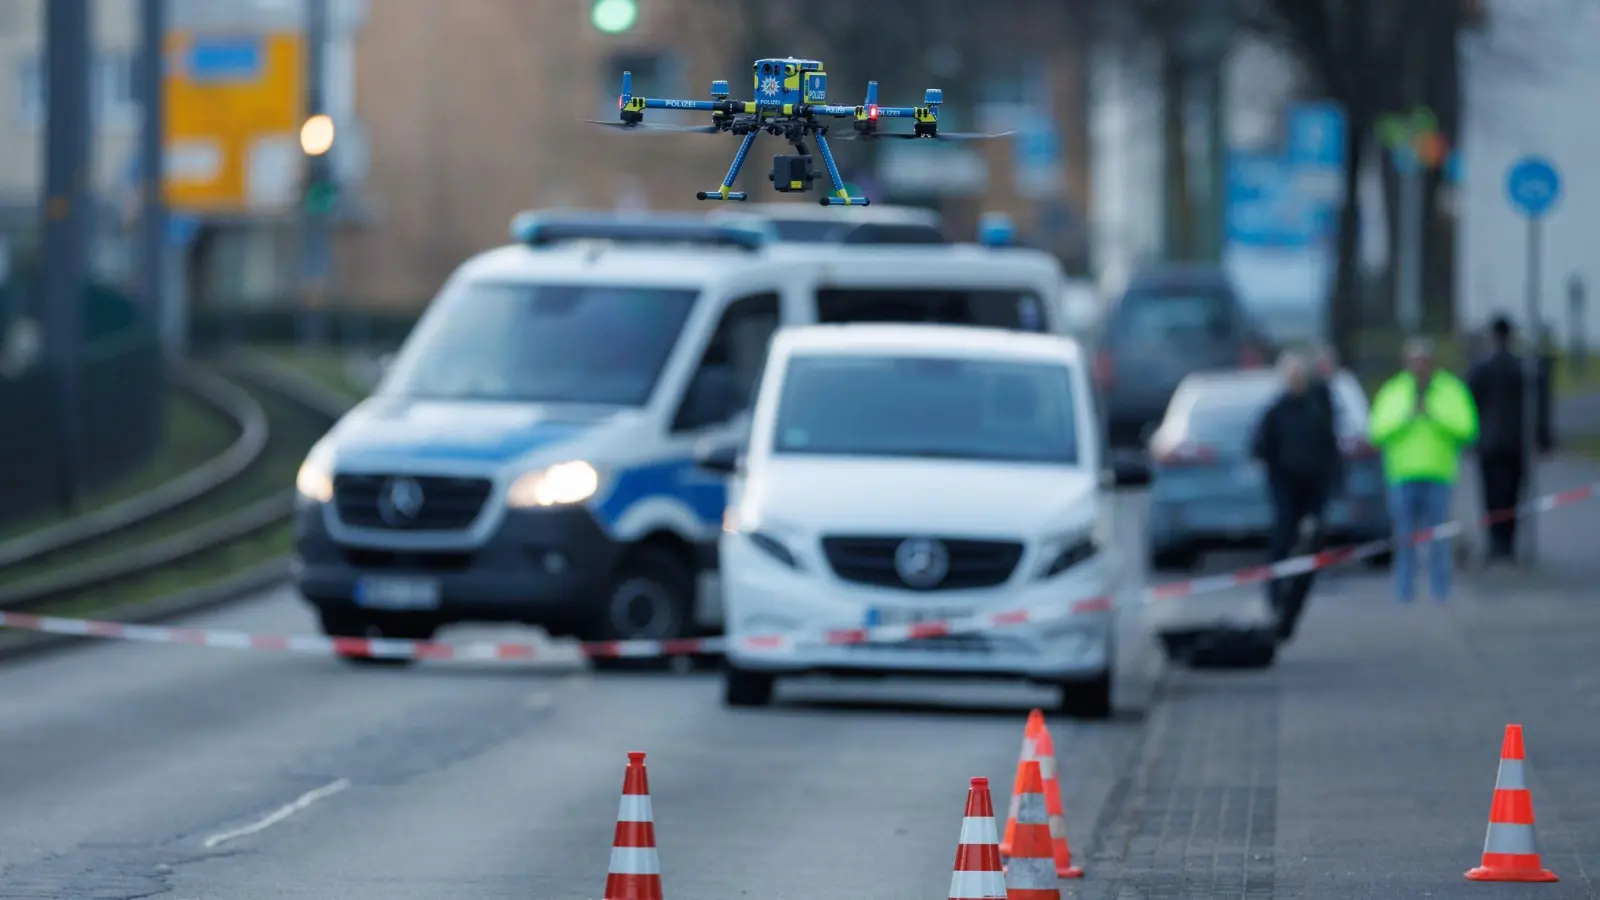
[333, 474, 493, 530]
[819, 536, 1024, 590]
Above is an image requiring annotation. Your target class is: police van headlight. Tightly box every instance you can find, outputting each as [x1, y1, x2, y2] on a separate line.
[507, 461, 601, 508]
[295, 451, 335, 504]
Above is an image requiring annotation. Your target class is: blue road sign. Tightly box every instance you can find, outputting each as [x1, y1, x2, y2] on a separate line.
[186, 37, 263, 83]
[1507, 156, 1561, 218]
[1286, 102, 1345, 169]
[1225, 151, 1334, 248]
[1012, 118, 1062, 197]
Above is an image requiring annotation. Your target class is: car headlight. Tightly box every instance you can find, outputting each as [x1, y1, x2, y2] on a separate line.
[506, 461, 601, 508]
[295, 457, 334, 504]
[746, 531, 802, 569]
[1035, 531, 1099, 580]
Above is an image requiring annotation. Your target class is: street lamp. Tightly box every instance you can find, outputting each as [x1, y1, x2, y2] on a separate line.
[591, 0, 638, 34]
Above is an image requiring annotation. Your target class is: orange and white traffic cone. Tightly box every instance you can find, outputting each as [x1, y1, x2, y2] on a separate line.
[1465, 724, 1558, 883]
[999, 709, 1046, 857]
[1003, 760, 1061, 900]
[1033, 725, 1083, 878]
[604, 751, 665, 900]
[948, 777, 1007, 900]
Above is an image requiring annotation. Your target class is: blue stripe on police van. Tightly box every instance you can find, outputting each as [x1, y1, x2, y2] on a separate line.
[594, 459, 726, 529]
[343, 421, 593, 465]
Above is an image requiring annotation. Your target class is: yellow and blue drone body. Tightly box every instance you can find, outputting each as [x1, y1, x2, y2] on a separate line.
[587, 57, 1011, 206]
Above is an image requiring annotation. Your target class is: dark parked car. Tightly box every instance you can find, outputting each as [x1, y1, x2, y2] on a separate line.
[1143, 368, 1392, 571]
[1089, 266, 1272, 483]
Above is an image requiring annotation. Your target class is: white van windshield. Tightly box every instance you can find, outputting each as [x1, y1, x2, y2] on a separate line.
[772, 354, 1080, 464]
[380, 280, 697, 405]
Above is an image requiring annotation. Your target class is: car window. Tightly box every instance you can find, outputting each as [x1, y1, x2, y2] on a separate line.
[674, 292, 782, 431]
[815, 288, 1048, 333]
[1105, 290, 1233, 346]
[768, 220, 842, 242]
[773, 354, 1079, 464]
[380, 281, 697, 405]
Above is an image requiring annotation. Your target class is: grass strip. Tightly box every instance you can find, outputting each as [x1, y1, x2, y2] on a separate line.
[252, 344, 379, 402]
[2, 365, 335, 617]
[0, 389, 237, 543]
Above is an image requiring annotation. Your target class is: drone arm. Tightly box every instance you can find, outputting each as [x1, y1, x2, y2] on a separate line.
[866, 105, 921, 118]
[640, 98, 721, 112]
[812, 104, 858, 117]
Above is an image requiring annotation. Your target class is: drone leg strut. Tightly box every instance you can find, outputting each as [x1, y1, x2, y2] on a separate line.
[813, 133, 869, 206]
[696, 131, 755, 201]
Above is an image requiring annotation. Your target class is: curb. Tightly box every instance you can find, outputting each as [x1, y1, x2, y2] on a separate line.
[226, 347, 362, 418]
[0, 363, 270, 568]
[0, 557, 294, 663]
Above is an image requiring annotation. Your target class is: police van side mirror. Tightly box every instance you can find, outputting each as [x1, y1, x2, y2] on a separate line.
[694, 441, 742, 475]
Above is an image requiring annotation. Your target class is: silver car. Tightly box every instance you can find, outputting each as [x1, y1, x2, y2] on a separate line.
[1143, 368, 1393, 571]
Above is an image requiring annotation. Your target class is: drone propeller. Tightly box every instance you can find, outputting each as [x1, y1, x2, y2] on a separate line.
[584, 120, 722, 134]
[838, 130, 1015, 142]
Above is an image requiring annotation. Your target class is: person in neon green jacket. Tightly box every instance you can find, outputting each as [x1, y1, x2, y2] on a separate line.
[1368, 338, 1479, 602]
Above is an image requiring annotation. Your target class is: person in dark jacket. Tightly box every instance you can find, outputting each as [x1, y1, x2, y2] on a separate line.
[1252, 350, 1341, 640]
[1467, 315, 1528, 562]
[1308, 343, 1345, 496]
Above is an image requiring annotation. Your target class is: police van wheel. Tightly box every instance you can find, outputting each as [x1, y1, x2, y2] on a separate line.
[590, 546, 694, 669]
[319, 609, 435, 667]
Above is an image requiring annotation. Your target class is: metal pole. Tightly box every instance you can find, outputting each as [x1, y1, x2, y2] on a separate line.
[1396, 163, 1424, 333]
[1205, 63, 1226, 263]
[42, 0, 92, 511]
[139, 0, 168, 354]
[298, 0, 331, 347]
[1521, 217, 1542, 563]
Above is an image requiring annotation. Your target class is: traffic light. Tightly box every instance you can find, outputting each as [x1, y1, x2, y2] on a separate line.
[302, 156, 339, 217]
[591, 0, 637, 33]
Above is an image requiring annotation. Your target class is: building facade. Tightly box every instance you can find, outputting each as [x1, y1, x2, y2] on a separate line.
[338, 0, 1094, 311]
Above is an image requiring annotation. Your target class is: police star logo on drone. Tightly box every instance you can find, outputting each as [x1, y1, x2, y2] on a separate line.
[585, 56, 1014, 206]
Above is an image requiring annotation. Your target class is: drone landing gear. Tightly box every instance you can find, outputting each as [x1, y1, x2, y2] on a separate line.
[696, 131, 755, 201]
[813, 133, 869, 207]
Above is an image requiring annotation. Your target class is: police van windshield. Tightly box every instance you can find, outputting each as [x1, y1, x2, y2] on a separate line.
[380, 280, 698, 405]
[773, 354, 1079, 464]
[815, 288, 1049, 332]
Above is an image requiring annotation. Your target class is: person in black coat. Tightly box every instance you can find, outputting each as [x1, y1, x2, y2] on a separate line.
[1467, 315, 1529, 562]
[1251, 350, 1341, 641]
[1307, 343, 1345, 496]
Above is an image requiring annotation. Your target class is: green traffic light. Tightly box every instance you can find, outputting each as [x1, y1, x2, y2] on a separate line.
[592, 0, 637, 33]
[305, 181, 338, 215]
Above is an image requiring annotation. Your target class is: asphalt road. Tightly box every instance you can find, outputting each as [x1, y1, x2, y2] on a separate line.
[5, 470, 1597, 900]
[0, 496, 1164, 900]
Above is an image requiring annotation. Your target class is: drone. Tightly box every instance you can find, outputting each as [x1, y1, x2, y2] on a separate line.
[587, 57, 1012, 207]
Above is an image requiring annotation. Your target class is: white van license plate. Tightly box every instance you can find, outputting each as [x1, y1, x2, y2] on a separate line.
[354, 576, 441, 610]
[866, 607, 971, 627]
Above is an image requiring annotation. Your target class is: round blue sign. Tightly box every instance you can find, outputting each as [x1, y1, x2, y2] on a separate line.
[1507, 156, 1561, 218]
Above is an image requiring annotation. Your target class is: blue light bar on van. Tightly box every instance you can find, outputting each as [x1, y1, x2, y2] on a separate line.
[509, 211, 772, 251]
[977, 212, 1017, 247]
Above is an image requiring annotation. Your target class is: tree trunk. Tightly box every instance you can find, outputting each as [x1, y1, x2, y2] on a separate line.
[1329, 94, 1366, 368]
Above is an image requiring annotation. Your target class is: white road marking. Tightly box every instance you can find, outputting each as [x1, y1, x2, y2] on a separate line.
[526, 691, 553, 710]
[203, 779, 350, 849]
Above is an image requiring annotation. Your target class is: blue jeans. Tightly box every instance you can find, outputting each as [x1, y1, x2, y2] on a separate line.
[1388, 479, 1454, 601]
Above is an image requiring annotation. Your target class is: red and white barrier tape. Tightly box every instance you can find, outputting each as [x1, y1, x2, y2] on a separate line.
[1, 481, 1594, 662]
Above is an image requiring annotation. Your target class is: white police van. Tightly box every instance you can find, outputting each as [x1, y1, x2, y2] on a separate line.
[291, 211, 1070, 660]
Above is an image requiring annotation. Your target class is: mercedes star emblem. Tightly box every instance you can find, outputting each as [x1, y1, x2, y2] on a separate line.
[377, 476, 425, 525]
[894, 537, 949, 589]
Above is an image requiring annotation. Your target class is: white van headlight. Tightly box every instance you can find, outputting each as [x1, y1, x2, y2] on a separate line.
[507, 461, 601, 508]
[295, 455, 335, 504]
[1034, 528, 1099, 580]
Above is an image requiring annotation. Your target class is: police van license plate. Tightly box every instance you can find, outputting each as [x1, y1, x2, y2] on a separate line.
[865, 607, 971, 627]
[354, 576, 441, 610]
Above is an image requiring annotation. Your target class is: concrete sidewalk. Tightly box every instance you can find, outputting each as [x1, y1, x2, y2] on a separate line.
[1073, 481, 1600, 899]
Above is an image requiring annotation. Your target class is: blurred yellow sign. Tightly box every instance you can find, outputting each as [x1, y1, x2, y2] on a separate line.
[164, 31, 303, 212]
